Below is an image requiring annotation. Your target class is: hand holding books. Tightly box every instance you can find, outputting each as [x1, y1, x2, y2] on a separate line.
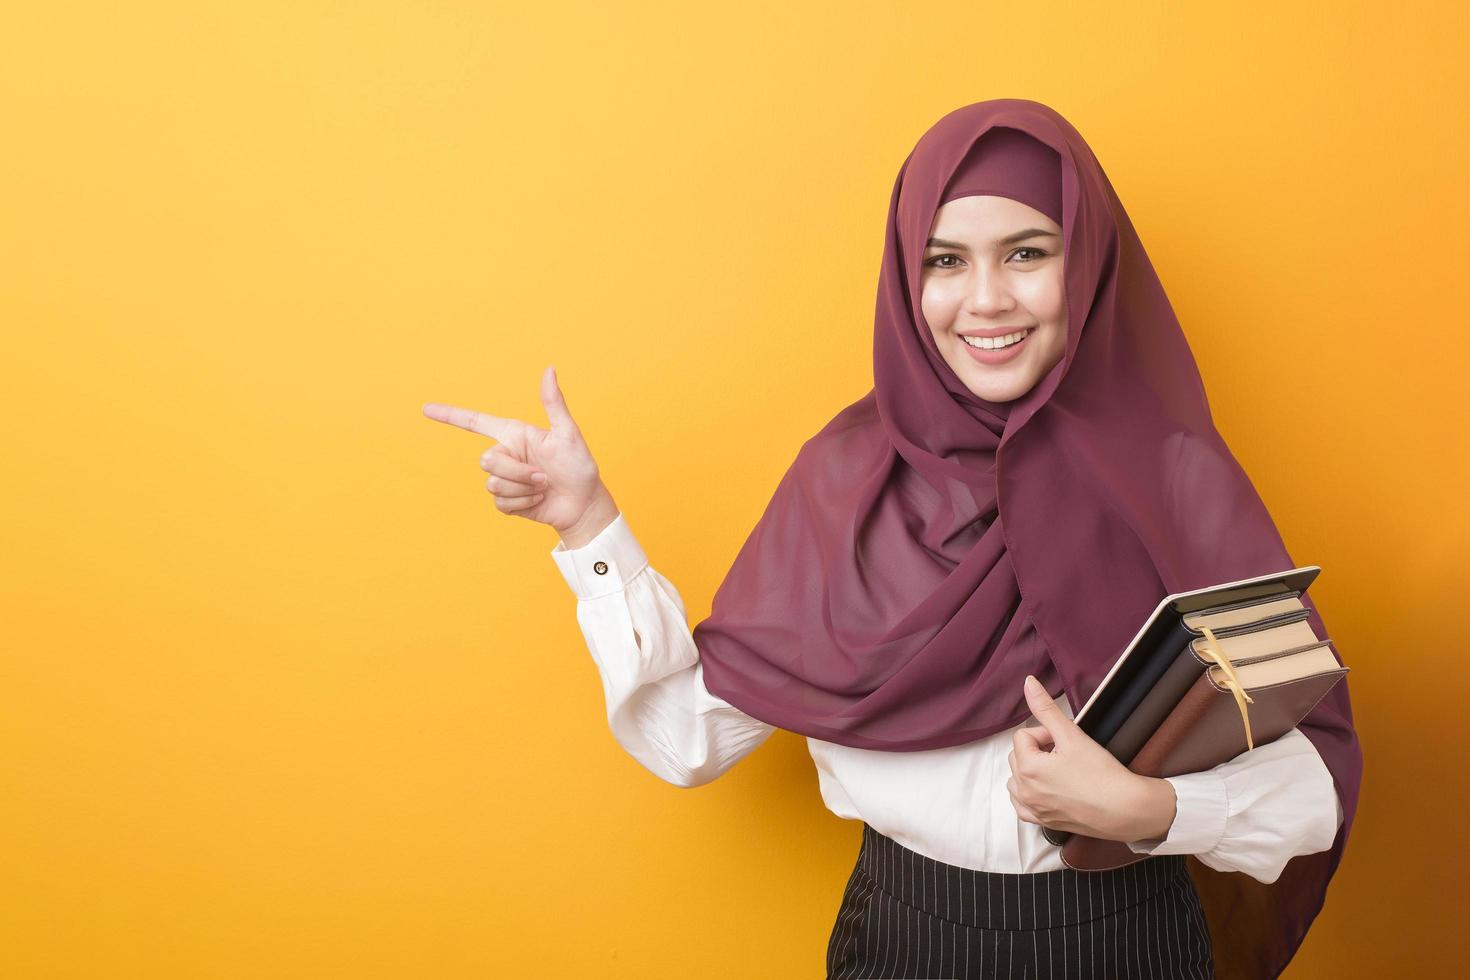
[1039, 565, 1349, 872]
[1006, 675, 1179, 843]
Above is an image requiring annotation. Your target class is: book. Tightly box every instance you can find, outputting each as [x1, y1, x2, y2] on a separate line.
[1039, 565, 1348, 870]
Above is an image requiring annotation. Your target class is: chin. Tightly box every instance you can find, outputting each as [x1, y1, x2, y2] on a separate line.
[970, 383, 1030, 403]
[955, 366, 1038, 403]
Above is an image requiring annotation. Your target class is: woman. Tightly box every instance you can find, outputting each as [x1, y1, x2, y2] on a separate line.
[424, 99, 1361, 979]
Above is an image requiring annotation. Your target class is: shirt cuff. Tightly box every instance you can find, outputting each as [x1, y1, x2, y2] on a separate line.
[1126, 771, 1229, 857]
[549, 511, 649, 600]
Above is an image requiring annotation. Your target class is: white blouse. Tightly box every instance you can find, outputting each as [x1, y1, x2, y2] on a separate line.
[550, 511, 1343, 885]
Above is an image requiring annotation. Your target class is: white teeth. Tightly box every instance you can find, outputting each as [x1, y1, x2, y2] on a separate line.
[961, 329, 1030, 350]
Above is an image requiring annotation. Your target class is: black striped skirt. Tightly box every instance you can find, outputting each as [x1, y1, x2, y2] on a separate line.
[826, 823, 1214, 979]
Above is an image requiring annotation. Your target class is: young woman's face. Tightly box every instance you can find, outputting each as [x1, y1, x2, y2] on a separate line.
[920, 195, 1067, 403]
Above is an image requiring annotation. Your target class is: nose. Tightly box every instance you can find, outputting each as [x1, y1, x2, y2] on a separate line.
[963, 264, 1016, 316]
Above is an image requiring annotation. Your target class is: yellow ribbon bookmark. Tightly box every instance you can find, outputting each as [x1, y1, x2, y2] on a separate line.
[1197, 626, 1256, 751]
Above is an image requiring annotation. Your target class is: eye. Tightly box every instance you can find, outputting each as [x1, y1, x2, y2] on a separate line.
[923, 253, 962, 269]
[1010, 247, 1048, 263]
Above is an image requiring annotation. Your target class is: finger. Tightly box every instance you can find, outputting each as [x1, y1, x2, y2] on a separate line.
[539, 365, 578, 435]
[423, 403, 517, 442]
[482, 447, 546, 483]
[1023, 675, 1080, 746]
[1022, 725, 1055, 751]
[494, 491, 545, 512]
[1013, 726, 1049, 759]
[1007, 778, 1041, 824]
[1011, 729, 1050, 782]
[487, 476, 541, 498]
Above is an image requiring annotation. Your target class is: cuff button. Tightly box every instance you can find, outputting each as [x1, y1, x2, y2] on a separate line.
[593, 560, 609, 575]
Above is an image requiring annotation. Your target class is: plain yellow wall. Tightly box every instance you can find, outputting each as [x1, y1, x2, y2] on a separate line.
[3, 1, 1465, 977]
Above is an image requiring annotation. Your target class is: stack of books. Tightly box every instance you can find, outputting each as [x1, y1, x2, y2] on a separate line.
[1044, 566, 1348, 871]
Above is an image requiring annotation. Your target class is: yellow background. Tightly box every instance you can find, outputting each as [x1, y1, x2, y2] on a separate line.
[3, 1, 1465, 976]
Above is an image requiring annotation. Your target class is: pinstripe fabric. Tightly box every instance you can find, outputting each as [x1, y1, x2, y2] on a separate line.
[826, 824, 1213, 979]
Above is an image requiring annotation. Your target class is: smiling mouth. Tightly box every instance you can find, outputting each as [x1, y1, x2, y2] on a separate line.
[960, 328, 1032, 351]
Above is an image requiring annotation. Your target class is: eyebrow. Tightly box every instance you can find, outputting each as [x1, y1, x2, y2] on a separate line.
[925, 229, 1060, 250]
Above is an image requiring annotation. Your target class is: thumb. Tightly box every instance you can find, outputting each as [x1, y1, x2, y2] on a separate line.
[540, 365, 578, 435]
[1023, 675, 1079, 747]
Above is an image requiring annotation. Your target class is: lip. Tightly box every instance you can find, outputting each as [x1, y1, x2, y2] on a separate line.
[957, 325, 1036, 338]
[957, 327, 1032, 365]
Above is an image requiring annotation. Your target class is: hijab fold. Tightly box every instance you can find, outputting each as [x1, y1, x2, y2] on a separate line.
[692, 99, 1361, 978]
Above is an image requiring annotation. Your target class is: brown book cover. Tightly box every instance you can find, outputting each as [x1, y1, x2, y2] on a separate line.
[1059, 658, 1348, 872]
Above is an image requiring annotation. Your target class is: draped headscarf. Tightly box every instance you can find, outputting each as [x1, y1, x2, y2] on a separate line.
[692, 98, 1361, 978]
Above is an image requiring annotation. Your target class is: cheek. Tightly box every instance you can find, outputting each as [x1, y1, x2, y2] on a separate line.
[1018, 273, 1066, 322]
[919, 282, 959, 333]
[1021, 274, 1068, 353]
[1045, 267, 1067, 322]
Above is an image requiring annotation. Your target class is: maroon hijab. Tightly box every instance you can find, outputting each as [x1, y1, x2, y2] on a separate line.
[693, 98, 1361, 978]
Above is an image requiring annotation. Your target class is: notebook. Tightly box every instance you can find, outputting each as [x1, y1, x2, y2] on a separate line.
[1039, 565, 1348, 866]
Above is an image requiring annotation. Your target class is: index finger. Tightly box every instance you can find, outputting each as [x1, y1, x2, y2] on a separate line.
[1011, 725, 1058, 758]
[1012, 725, 1050, 758]
[422, 402, 515, 441]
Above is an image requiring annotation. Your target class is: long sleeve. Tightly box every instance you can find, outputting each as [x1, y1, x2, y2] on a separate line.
[550, 511, 776, 788]
[1125, 727, 1344, 883]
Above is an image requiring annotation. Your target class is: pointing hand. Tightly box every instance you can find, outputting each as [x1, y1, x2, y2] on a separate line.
[423, 366, 614, 538]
